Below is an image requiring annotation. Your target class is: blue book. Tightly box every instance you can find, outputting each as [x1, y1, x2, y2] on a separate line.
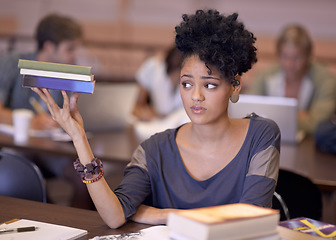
[22, 75, 95, 94]
[278, 217, 336, 239]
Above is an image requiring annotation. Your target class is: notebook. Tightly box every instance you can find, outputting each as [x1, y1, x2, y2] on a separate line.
[228, 94, 304, 144]
[77, 82, 138, 132]
[0, 219, 87, 240]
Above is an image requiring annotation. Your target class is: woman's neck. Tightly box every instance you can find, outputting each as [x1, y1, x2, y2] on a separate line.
[188, 118, 234, 146]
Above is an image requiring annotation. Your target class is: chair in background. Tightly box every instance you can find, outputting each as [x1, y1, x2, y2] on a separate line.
[0, 150, 47, 202]
[273, 191, 290, 220]
[272, 169, 322, 221]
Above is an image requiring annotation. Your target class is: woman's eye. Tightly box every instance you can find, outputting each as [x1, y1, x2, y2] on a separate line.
[182, 82, 192, 88]
[205, 83, 217, 89]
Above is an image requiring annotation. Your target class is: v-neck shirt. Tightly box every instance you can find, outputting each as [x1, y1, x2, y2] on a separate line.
[114, 113, 280, 220]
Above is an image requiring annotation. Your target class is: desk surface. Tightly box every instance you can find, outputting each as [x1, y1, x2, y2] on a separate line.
[1, 128, 335, 190]
[280, 138, 336, 191]
[0, 127, 139, 164]
[0, 195, 150, 240]
[0, 195, 297, 240]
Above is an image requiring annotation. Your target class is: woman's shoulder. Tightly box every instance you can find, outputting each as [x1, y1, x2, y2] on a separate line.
[141, 128, 178, 149]
[310, 62, 336, 82]
[249, 113, 279, 129]
[248, 113, 281, 140]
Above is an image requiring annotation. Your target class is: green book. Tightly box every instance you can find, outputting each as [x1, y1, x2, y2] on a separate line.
[18, 59, 92, 75]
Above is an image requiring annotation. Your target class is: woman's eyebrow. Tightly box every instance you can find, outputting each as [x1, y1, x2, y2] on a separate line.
[181, 74, 193, 78]
[181, 74, 221, 81]
[201, 76, 221, 81]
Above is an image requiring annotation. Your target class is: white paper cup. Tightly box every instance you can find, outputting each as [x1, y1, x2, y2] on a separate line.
[13, 109, 34, 143]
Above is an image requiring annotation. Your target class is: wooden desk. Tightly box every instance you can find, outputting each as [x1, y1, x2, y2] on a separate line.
[0, 195, 151, 240]
[0, 195, 298, 240]
[0, 127, 140, 164]
[1, 128, 335, 190]
[280, 137, 336, 191]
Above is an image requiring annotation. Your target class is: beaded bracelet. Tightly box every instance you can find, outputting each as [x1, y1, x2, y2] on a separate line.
[73, 157, 103, 182]
[82, 169, 104, 184]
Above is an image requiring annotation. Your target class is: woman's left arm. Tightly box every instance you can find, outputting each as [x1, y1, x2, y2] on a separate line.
[131, 205, 182, 225]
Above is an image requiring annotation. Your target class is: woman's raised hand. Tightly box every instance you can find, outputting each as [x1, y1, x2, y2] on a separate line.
[31, 88, 85, 141]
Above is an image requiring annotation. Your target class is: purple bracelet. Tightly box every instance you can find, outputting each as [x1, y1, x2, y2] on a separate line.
[73, 157, 103, 179]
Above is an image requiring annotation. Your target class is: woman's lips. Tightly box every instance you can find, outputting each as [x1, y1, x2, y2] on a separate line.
[191, 105, 207, 114]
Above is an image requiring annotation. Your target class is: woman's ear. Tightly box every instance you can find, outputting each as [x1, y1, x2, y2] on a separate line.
[234, 83, 242, 94]
[230, 75, 242, 103]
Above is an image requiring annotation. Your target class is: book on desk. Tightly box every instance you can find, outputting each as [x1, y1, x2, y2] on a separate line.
[18, 59, 95, 94]
[167, 203, 280, 240]
[277, 217, 336, 240]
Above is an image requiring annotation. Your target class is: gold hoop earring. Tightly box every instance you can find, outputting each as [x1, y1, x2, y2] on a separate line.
[230, 93, 239, 103]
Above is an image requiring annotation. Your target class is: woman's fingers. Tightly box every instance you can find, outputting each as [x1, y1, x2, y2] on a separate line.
[31, 87, 47, 102]
[69, 92, 84, 127]
[61, 90, 70, 112]
[31, 88, 56, 118]
[70, 92, 81, 111]
[41, 88, 60, 119]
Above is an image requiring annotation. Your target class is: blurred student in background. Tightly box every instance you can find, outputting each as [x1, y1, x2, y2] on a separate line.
[0, 14, 81, 129]
[315, 109, 336, 154]
[0, 13, 92, 209]
[132, 46, 183, 121]
[248, 25, 336, 135]
[131, 45, 189, 140]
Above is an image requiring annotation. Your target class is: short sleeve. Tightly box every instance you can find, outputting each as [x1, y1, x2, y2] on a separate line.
[113, 145, 152, 220]
[240, 117, 281, 208]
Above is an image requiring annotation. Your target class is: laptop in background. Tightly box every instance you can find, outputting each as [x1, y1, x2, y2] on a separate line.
[228, 94, 304, 144]
[77, 82, 138, 132]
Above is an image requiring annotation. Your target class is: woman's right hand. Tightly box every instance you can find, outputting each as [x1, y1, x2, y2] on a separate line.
[31, 88, 85, 141]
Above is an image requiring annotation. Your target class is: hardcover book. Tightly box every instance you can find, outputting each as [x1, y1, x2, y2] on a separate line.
[278, 217, 336, 240]
[20, 68, 93, 81]
[22, 75, 95, 94]
[18, 59, 92, 75]
[167, 203, 280, 240]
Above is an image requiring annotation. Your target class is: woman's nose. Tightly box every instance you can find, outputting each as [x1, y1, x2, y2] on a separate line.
[191, 86, 205, 102]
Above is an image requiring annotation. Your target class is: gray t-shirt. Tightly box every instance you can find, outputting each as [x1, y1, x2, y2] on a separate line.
[114, 113, 281, 220]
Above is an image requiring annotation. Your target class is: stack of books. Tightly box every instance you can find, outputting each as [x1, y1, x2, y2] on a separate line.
[167, 203, 280, 240]
[18, 59, 95, 94]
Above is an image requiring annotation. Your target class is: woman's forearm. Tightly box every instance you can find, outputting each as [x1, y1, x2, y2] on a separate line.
[72, 133, 126, 228]
[131, 205, 181, 225]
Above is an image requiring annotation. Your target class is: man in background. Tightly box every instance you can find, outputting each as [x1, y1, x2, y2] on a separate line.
[0, 14, 93, 209]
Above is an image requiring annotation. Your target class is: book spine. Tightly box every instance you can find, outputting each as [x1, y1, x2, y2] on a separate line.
[18, 59, 92, 75]
[22, 75, 95, 94]
[20, 68, 92, 81]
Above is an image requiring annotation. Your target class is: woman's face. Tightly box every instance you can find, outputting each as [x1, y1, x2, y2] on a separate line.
[279, 43, 309, 80]
[180, 55, 234, 125]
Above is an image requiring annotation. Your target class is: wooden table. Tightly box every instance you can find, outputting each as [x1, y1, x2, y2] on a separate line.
[0, 195, 299, 240]
[1, 128, 335, 190]
[0, 195, 151, 240]
[0, 127, 139, 164]
[280, 137, 336, 191]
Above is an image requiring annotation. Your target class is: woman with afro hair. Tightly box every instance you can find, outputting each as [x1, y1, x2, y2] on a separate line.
[32, 9, 280, 228]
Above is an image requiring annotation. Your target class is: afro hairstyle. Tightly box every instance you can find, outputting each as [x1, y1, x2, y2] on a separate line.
[175, 9, 257, 86]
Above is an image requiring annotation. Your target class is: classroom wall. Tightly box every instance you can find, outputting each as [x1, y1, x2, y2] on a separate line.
[1, 0, 336, 39]
[1, 0, 335, 84]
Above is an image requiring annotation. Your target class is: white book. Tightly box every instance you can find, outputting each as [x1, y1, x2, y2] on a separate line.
[0, 219, 87, 240]
[167, 203, 280, 240]
[20, 68, 93, 81]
